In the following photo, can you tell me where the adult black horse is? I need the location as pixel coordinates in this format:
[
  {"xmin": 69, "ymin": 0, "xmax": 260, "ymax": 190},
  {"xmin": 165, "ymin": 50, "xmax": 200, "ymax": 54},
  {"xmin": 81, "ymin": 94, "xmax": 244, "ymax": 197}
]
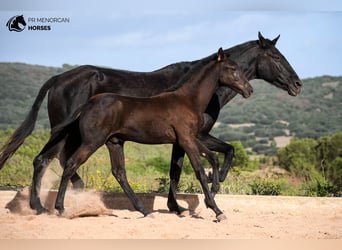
[
  {"xmin": 38, "ymin": 48, "xmax": 253, "ymax": 220},
  {"xmin": 0, "ymin": 32, "xmax": 302, "ymax": 214}
]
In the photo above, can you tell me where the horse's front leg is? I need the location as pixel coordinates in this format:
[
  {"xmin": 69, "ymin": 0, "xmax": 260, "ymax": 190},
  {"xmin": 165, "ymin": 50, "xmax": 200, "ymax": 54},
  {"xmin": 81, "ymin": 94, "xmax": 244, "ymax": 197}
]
[
  {"xmin": 180, "ymin": 137, "xmax": 226, "ymax": 221},
  {"xmin": 167, "ymin": 144, "xmax": 187, "ymax": 214},
  {"xmin": 106, "ymin": 140, "xmax": 150, "ymax": 217},
  {"xmin": 198, "ymin": 133, "xmax": 234, "ymax": 183},
  {"xmin": 196, "ymin": 139, "xmax": 220, "ymax": 195}
]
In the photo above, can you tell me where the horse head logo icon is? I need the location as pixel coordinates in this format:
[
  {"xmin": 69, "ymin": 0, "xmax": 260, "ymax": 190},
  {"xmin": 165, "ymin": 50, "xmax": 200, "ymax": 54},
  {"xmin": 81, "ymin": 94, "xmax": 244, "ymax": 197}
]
[{"xmin": 6, "ymin": 15, "xmax": 26, "ymax": 32}]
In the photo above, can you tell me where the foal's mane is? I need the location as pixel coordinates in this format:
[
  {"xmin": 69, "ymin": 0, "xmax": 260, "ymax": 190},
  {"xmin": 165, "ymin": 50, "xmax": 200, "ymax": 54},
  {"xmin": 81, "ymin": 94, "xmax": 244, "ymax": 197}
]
[{"xmin": 162, "ymin": 56, "xmax": 216, "ymax": 92}]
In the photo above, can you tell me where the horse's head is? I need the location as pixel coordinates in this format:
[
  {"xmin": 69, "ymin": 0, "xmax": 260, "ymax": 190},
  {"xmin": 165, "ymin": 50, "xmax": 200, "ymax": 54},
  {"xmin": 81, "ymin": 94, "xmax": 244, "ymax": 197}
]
[
  {"xmin": 217, "ymin": 48, "xmax": 253, "ymax": 98},
  {"xmin": 16, "ymin": 15, "xmax": 26, "ymax": 26},
  {"xmin": 255, "ymin": 32, "xmax": 302, "ymax": 96}
]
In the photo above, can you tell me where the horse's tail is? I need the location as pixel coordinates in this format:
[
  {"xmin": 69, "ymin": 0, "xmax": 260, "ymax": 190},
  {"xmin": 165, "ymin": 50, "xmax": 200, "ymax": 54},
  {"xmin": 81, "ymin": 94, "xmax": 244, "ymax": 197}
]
[{"xmin": 0, "ymin": 76, "xmax": 57, "ymax": 169}]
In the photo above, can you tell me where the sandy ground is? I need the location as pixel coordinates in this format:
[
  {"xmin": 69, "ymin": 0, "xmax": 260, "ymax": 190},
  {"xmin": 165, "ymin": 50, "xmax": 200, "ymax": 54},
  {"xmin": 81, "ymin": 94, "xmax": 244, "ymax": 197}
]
[{"xmin": 0, "ymin": 188, "xmax": 341, "ymax": 239}]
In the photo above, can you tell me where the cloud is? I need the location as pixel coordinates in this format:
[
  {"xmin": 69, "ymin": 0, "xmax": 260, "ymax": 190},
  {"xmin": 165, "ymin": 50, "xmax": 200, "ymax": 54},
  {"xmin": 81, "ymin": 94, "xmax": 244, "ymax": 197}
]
[{"xmin": 91, "ymin": 22, "xmax": 210, "ymax": 48}]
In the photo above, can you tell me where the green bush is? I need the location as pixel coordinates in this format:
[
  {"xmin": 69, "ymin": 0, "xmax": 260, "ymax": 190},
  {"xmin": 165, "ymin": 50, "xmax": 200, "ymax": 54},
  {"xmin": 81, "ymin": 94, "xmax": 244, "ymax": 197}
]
[{"xmin": 249, "ymin": 178, "xmax": 282, "ymax": 196}]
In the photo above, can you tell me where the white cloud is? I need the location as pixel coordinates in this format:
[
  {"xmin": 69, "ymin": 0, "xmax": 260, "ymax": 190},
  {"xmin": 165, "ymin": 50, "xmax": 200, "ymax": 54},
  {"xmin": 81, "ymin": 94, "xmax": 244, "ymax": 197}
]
[{"xmin": 91, "ymin": 22, "xmax": 210, "ymax": 48}]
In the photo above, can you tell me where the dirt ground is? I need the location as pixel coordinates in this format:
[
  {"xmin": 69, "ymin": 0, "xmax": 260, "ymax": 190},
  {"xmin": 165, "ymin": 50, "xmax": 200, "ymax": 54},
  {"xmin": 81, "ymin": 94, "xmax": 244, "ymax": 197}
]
[{"xmin": 0, "ymin": 187, "xmax": 341, "ymax": 239}]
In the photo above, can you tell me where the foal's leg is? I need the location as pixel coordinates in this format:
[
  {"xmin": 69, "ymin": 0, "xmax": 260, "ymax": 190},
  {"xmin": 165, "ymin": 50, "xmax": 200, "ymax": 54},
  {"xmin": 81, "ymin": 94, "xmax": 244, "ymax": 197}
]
[
  {"xmin": 106, "ymin": 141, "xmax": 149, "ymax": 216},
  {"xmin": 55, "ymin": 144, "xmax": 95, "ymax": 214},
  {"xmin": 30, "ymin": 140, "xmax": 63, "ymax": 214},
  {"xmin": 58, "ymin": 128, "xmax": 85, "ymax": 190},
  {"xmin": 167, "ymin": 141, "xmax": 220, "ymax": 213},
  {"xmin": 198, "ymin": 133, "xmax": 235, "ymax": 183},
  {"xmin": 179, "ymin": 137, "xmax": 226, "ymax": 221}
]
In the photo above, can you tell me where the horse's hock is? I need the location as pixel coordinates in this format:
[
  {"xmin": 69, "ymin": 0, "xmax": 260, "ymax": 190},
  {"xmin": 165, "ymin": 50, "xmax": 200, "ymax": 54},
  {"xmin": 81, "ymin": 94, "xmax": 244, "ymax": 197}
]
[{"xmin": 5, "ymin": 187, "xmax": 200, "ymax": 218}]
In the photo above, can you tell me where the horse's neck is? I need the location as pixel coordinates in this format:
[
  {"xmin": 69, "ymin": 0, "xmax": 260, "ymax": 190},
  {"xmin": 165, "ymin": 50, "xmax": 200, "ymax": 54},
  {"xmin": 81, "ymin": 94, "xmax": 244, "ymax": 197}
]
[
  {"xmin": 228, "ymin": 41, "xmax": 259, "ymax": 80},
  {"xmin": 177, "ymin": 61, "xmax": 219, "ymax": 112}
]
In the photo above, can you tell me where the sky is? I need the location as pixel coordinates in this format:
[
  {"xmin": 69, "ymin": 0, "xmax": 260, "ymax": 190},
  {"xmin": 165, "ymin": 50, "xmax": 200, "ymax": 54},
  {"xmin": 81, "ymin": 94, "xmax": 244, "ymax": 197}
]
[{"xmin": 0, "ymin": 0, "xmax": 342, "ymax": 79}]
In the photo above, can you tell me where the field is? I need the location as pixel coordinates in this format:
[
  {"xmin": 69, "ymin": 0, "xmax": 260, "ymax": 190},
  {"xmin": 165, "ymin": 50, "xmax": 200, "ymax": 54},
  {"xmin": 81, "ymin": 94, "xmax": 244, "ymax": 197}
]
[{"xmin": 0, "ymin": 188, "xmax": 341, "ymax": 239}]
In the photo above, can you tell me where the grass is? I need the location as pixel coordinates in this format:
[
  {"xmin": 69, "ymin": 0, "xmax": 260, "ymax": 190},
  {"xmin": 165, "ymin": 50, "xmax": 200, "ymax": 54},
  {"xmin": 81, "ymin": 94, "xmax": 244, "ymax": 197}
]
[{"xmin": 0, "ymin": 129, "xmax": 330, "ymax": 197}]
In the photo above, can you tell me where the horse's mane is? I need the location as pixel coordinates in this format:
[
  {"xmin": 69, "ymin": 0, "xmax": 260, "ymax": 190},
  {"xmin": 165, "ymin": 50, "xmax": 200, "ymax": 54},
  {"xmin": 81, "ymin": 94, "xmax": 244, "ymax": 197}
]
[
  {"xmin": 155, "ymin": 40, "xmax": 263, "ymax": 93},
  {"xmin": 225, "ymin": 40, "xmax": 259, "ymax": 57}
]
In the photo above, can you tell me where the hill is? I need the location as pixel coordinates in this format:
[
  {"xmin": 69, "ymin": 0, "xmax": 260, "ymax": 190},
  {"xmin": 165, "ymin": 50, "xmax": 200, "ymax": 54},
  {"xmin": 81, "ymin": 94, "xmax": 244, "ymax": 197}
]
[
  {"xmin": 0, "ymin": 62, "xmax": 341, "ymax": 154},
  {"xmin": 212, "ymin": 76, "xmax": 342, "ymax": 154}
]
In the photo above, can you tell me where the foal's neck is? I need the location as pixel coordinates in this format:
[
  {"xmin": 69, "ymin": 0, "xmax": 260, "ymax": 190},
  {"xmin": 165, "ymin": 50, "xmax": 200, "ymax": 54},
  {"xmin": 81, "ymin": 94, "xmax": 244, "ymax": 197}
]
[{"xmin": 177, "ymin": 61, "xmax": 220, "ymax": 113}]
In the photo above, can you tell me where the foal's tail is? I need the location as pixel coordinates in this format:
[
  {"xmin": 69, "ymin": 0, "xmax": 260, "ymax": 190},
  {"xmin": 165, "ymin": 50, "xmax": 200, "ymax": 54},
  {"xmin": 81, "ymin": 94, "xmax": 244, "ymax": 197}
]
[
  {"xmin": 38, "ymin": 106, "xmax": 83, "ymax": 157},
  {"xmin": 0, "ymin": 76, "xmax": 57, "ymax": 169}
]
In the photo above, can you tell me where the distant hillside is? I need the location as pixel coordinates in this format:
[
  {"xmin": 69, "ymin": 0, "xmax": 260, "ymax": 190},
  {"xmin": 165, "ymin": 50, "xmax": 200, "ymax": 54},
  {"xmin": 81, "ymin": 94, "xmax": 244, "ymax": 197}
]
[
  {"xmin": 212, "ymin": 76, "xmax": 342, "ymax": 154},
  {"xmin": 0, "ymin": 63, "xmax": 341, "ymax": 154},
  {"xmin": 0, "ymin": 63, "xmax": 75, "ymax": 129}
]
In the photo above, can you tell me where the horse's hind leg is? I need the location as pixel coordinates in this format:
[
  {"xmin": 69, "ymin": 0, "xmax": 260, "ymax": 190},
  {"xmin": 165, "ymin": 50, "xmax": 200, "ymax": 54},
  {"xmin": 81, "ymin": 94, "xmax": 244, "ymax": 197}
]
[
  {"xmin": 167, "ymin": 144, "xmax": 187, "ymax": 214},
  {"xmin": 60, "ymin": 150, "xmax": 84, "ymax": 190},
  {"xmin": 30, "ymin": 140, "xmax": 63, "ymax": 214},
  {"xmin": 106, "ymin": 140, "xmax": 149, "ymax": 216},
  {"xmin": 58, "ymin": 129, "xmax": 84, "ymax": 190}
]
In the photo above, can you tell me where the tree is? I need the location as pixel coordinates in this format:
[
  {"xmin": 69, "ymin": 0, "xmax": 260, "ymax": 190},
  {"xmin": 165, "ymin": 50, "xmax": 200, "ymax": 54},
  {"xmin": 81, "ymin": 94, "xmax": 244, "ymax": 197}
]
[
  {"xmin": 230, "ymin": 141, "xmax": 250, "ymax": 168},
  {"xmin": 277, "ymin": 138, "xmax": 318, "ymax": 180}
]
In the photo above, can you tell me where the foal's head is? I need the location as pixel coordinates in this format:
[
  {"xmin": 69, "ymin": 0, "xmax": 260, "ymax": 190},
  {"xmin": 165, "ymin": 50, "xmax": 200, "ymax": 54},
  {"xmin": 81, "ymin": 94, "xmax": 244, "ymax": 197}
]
[{"xmin": 217, "ymin": 48, "xmax": 253, "ymax": 98}]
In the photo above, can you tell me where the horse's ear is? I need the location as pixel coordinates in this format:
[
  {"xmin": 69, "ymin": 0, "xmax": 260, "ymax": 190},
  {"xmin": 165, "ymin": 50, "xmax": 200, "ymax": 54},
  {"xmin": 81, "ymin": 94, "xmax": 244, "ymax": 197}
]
[
  {"xmin": 217, "ymin": 47, "xmax": 225, "ymax": 62},
  {"xmin": 272, "ymin": 34, "xmax": 280, "ymax": 45},
  {"xmin": 258, "ymin": 31, "xmax": 267, "ymax": 48}
]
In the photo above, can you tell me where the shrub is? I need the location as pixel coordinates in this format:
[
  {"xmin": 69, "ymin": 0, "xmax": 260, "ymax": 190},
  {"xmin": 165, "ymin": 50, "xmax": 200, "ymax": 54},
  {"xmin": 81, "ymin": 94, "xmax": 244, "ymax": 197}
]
[{"xmin": 249, "ymin": 178, "xmax": 282, "ymax": 196}]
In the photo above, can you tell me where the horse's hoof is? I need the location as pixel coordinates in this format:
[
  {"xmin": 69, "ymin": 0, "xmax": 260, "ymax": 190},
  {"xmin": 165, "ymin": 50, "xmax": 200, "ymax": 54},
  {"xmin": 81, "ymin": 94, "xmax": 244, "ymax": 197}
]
[
  {"xmin": 55, "ymin": 207, "xmax": 65, "ymax": 216},
  {"xmin": 144, "ymin": 213, "xmax": 155, "ymax": 219},
  {"xmin": 179, "ymin": 209, "xmax": 190, "ymax": 217},
  {"xmin": 36, "ymin": 207, "xmax": 49, "ymax": 215},
  {"xmin": 216, "ymin": 213, "xmax": 227, "ymax": 222},
  {"xmin": 72, "ymin": 180, "xmax": 85, "ymax": 190}
]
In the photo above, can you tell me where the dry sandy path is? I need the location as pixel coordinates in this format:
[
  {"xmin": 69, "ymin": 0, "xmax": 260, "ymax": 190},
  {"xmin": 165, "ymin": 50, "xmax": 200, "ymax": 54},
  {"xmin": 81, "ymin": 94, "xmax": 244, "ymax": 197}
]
[{"xmin": 0, "ymin": 188, "xmax": 341, "ymax": 239}]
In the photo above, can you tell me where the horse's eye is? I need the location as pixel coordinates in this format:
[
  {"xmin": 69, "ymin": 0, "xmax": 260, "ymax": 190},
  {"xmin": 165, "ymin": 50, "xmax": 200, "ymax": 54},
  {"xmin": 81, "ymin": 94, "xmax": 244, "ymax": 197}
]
[{"xmin": 273, "ymin": 55, "xmax": 280, "ymax": 61}]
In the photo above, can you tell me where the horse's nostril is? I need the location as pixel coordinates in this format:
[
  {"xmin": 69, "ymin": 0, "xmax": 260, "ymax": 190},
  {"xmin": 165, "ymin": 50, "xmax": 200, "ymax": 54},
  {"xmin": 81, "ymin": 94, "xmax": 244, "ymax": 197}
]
[{"xmin": 295, "ymin": 81, "xmax": 302, "ymax": 88}]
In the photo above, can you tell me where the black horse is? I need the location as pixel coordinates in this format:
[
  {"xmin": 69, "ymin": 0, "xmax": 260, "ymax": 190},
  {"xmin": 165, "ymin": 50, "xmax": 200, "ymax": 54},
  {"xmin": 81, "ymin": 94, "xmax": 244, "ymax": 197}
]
[
  {"xmin": 39, "ymin": 48, "xmax": 253, "ymax": 220},
  {"xmin": 0, "ymin": 32, "xmax": 302, "ymax": 214}
]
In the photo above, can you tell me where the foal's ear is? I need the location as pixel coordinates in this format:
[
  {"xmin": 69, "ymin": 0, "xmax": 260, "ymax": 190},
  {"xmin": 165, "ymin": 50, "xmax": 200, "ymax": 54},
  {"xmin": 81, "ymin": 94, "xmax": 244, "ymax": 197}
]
[{"xmin": 217, "ymin": 47, "xmax": 225, "ymax": 62}]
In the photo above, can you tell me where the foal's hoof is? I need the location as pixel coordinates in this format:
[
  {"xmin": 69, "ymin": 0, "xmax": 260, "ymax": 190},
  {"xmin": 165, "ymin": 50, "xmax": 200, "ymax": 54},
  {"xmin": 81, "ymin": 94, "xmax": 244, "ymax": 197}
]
[{"xmin": 216, "ymin": 213, "xmax": 227, "ymax": 222}]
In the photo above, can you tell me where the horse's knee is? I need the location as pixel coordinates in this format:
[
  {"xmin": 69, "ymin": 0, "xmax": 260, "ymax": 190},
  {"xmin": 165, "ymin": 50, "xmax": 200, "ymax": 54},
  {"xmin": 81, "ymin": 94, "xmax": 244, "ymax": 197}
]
[
  {"xmin": 227, "ymin": 144, "xmax": 235, "ymax": 157},
  {"xmin": 33, "ymin": 155, "xmax": 43, "ymax": 168}
]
